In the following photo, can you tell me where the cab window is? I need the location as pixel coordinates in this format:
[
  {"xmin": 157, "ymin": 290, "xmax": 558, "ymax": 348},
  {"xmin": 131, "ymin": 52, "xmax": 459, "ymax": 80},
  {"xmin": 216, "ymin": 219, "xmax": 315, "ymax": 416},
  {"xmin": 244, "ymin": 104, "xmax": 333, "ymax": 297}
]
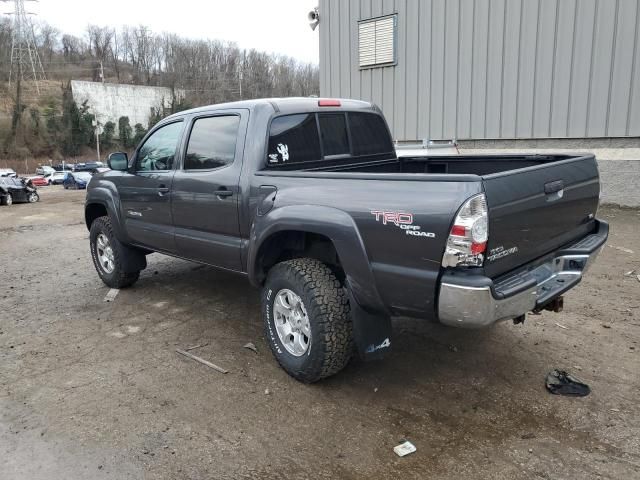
[
  {"xmin": 135, "ymin": 122, "xmax": 183, "ymax": 171},
  {"xmin": 184, "ymin": 116, "xmax": 240, "ymax": 170}
]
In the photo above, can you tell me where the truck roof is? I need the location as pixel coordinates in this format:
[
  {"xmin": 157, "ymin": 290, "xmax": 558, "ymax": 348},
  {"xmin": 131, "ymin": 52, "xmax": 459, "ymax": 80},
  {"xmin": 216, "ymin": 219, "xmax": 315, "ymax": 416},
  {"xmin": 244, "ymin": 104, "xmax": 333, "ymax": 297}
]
[{"xmin": 165, "ymin": 97, "xmax": 376, "ymax": 120}]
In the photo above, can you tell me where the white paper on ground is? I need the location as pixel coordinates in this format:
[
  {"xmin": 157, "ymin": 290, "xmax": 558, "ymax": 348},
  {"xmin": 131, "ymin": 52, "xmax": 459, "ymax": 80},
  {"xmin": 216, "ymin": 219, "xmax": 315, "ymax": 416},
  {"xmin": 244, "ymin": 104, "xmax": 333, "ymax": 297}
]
[{"xmin": 393, "ymin": 441, "xmax": 416, "ymax": 457}]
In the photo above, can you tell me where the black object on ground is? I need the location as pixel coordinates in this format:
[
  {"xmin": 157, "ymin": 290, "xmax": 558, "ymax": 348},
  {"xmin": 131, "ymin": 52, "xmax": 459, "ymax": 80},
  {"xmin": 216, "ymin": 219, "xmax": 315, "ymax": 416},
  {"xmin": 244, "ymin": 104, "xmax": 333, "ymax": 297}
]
[{"xmin": 545, "ymin": 369, "xmax": 591, "ymax": 397}]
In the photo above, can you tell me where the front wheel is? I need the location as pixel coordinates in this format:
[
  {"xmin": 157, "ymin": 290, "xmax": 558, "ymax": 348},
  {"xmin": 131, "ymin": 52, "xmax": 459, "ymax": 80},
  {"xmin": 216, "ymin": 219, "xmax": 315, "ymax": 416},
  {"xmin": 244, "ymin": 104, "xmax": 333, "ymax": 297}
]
[
  {"xmin": 262, "ymin": 258, "xmax": 353, "ymax": 383},
  {"xmin": 89, "ymin": 216, "xmax": 142, "ymax": 289},
  {"xmin": 28, "ymin": 192, "xmax": 39, "ymax": 203}
]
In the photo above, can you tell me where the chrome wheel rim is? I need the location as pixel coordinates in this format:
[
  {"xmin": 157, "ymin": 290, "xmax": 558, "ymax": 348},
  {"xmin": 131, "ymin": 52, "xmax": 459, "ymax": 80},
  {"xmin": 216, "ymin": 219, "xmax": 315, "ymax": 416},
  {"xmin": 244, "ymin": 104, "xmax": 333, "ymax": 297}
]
[
  {"xmin": 273, "ymin": 289, "xmax": 311, "ymax": 356},
  {"xmin": 28, "ymin": 192, "xmax": 37, "ymax": 203},
  {"xmin": 6, "ymin": 194, "xmax": 12, "ymax": 205},
  {"xmin": 96, "ymin": 233, "xmax": 115, "ymax": 274}
]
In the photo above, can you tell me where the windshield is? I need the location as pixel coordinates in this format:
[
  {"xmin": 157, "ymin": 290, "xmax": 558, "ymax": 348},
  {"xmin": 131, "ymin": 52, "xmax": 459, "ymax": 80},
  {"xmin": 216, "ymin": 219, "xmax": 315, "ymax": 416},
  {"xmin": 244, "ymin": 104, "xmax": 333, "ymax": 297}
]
[{"xmin": 74, "ymin": 172, "xmax": 93, "ymax": 181}]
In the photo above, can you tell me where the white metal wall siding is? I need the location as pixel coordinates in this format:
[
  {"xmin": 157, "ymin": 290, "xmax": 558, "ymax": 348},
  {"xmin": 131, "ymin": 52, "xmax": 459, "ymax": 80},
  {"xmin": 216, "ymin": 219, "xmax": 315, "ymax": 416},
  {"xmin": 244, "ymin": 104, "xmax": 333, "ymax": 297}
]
[{"xmin": 319, "ymin": 0, "xmax": 640, "ymax": 141}]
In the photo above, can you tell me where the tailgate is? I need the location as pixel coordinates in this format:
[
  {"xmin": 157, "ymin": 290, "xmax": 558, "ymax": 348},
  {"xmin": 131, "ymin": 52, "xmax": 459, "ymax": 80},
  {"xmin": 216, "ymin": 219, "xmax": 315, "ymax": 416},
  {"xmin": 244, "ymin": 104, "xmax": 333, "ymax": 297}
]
[{"xmin": 482, "ymin": 155, "xmax": 600, "ymax": 278}]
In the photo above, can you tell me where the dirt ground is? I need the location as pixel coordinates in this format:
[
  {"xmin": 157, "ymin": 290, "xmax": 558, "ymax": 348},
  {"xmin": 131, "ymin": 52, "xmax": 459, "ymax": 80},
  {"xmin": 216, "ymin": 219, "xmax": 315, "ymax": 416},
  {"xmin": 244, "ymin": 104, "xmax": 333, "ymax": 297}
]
[{"xmin": 1, "ymin": 187, "xmax": 638, "ymax": 480}]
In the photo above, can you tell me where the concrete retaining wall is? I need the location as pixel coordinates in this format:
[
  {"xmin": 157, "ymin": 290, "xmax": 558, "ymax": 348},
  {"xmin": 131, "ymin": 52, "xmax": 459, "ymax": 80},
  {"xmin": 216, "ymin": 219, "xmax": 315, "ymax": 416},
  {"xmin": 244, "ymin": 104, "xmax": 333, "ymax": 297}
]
[{"xmin": 71, "ymin": 81, "xmax": 182, "ymax": 129}]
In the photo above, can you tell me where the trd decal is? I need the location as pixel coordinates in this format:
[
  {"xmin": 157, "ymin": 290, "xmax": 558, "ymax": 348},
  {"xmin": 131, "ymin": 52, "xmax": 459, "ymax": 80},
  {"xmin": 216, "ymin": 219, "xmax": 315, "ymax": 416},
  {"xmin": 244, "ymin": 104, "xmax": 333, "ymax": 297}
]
[
  {"xmin": 487, "ymin": 245, "xmax": 519, "ymax": 262},
  {"xmin": 371, "ymin": 210, "xmax": 436, "ymax": 238}
]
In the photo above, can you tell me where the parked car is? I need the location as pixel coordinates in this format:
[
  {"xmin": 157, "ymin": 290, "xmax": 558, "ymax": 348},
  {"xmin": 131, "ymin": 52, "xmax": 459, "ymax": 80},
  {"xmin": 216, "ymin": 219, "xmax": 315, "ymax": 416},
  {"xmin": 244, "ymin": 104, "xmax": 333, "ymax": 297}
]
[
  {"xmin": 91, "ymin": 167, "xmax": 110, "ymax": 175},
  {"xmin": 36, "ymin": 165, "xmax": 55, "ymax": 176},
  {"xmin": 46, "ymin": 171, "xmax": 67, "ymax": 185},
  {"xmin": 0, "ymin": 176, "xmax": 39, "ymax": 205},
  {"xmin": 27, "ymin": 176, "xmax": 49, "ymax": 187},
  {"xmin": 74, "ymin": 162, "xmax": 104, "ymax": 172},
  {"xmin": 0, "ymin": 168, "xmax": 17, "ymax": 178},
  {"xmin": 63, "ymin": 171, "xmax": 93, "ymax": 189},
  {"xmin": 85, "ymin": 97, "xmax": 608, "ymax": 383},
  {"xmin": 53, "ymin": 163, "xmax": 75, "ymax": 171}
]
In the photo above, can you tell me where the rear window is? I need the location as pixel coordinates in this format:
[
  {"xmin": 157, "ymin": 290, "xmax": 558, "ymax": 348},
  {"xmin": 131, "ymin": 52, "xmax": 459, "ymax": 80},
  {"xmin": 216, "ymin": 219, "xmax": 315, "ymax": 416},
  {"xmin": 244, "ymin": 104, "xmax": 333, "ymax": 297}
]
[
  {"xmin": 266, "ymin": 111, "xmax": 392, "ymax": 167},
  {"xmin": 318, "ymin": 113, "xmax": 349, "ymax": 156},
  {"xmin": 348, "ymin": 112, "xmax": 394, "ymax": 156},
  {"xmin": 268, "ymin": 114, "xmax": 321, "ymax": 166}
]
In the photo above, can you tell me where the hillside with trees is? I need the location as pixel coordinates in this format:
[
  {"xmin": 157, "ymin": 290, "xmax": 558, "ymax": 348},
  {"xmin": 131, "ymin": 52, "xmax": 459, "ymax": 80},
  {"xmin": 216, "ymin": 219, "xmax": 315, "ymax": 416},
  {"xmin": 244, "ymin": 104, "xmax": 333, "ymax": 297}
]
[{"xmin": 0, "ymin": 18, "xmax": 319, "ymax": 167}]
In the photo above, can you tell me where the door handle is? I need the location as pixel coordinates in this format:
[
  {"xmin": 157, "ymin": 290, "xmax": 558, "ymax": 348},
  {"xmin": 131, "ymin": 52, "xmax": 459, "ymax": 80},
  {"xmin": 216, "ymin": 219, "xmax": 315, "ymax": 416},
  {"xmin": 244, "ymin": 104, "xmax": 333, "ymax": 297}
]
[
  {"xmin": 157, "ymin": 185, "xmax": 170, "ymax": 196},
  {"xmin": 214, "ymin": 188, "xmax": 233, "ymax": 198}
]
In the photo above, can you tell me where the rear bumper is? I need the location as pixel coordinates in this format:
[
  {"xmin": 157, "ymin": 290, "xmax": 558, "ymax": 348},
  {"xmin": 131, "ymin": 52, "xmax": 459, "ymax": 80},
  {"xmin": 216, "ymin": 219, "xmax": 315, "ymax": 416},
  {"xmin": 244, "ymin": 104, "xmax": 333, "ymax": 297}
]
[{"xmin": 437, "ymin": 220, "xmax": 608, "ymax": 328}]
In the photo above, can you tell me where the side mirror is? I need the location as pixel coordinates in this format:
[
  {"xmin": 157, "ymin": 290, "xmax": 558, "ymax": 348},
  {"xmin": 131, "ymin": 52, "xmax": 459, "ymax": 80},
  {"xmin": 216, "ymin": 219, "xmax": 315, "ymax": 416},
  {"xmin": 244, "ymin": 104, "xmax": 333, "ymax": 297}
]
[{"xmin": 107, "ymin": 152, "xmax": 129, "ymax": 171}]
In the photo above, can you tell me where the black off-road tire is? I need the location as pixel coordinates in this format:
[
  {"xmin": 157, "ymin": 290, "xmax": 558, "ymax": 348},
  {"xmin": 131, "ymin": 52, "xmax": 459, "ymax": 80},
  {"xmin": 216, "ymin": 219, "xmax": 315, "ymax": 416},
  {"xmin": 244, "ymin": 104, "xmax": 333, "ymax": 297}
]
[
  {"xmin": 89, "ymin": 216, "xmax": 141, "ymax": 289},
  {"xmin": 262, "ymin": 258, "xmax": 353, "ymax": 383}
]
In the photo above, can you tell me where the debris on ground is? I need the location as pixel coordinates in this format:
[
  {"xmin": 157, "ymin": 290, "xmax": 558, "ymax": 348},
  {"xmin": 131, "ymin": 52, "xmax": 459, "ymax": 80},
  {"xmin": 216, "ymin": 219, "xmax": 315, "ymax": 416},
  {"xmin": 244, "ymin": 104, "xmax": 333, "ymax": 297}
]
[
  {"xmin": 185, "ymin": 343, "xmax": 209, "ymax": 351},
  {"xmin": 624, "ymin": 270, "xmax": 636, "ymax": 276},
  {"xmin": 176, "ymin": 349, "xmax": 229, "ymax": 374},
  {"xmin": 394, "ymin": 440, "xmax": 417, "ymax": 457},
  {"xmin": 555, "ymin": 323, "xmax": 569, "ymax": 330},
  {"xmin": 243, "ymin": 342, "xmax": 258, "ymax": 354},
  {"xmin": 103, "ymin": 289, "xmax": 119, "ymax": 302},
  {"xmin": 602, "ymin": 324, "xmax": 612, "ymax": 329},
  {"xmin": 264, "ymin": 388, "xmax": 270, "ymax": 395},
  {"xmin": 545, "ymin": 369, "xmax": 591, "ymax": 397},
  {"xmin": 609, "ymin": 245, "xmax": 634, "ymax": 254}
]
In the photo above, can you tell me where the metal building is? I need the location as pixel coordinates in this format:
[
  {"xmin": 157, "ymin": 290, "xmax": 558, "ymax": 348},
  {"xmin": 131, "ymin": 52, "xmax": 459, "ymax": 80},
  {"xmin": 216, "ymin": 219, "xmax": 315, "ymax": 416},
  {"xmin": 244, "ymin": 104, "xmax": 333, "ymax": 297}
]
[{"xmin": 318, "ymin": 0, "xmax": 640, "ymax": 143}]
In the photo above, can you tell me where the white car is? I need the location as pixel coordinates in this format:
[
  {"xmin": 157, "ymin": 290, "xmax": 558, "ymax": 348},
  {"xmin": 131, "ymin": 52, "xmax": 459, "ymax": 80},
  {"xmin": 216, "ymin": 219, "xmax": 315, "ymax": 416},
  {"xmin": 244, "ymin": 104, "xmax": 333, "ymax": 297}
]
[
  {"xmin": 45, "ymin": 171, "xmax": 67, "ymax": 185},
  {"xmin": 0, "ymin": 168, "xmax": 17, "ymax": 178},
  {"xmin": 36, "ymin": 165, "xmax": 55, "ymax": 176}
]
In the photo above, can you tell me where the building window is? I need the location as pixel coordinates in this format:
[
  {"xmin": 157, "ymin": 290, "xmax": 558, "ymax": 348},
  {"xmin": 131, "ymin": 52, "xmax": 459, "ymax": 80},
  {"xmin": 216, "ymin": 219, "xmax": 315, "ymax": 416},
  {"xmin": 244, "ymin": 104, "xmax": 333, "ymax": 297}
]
[{"xmin": 358, "ymin": 14, "xmax": 397, "ymax": 68}]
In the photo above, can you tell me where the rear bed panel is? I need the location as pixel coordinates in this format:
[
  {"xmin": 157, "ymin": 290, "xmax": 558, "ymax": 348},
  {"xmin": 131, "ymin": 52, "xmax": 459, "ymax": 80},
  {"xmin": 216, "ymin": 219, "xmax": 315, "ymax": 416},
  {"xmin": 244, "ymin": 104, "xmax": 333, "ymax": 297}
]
[{"xmin": 482, "ymin": 155, "xmax": 600, "ymax": 278}]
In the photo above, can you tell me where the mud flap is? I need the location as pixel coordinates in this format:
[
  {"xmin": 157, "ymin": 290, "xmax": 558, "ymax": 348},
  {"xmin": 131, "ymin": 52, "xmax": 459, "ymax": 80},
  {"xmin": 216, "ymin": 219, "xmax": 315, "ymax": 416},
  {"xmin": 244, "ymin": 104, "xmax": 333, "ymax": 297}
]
[
  {"xmin": 120, "ymin": 245, "xmax": 147, "ymax": 273},
  {"xmin": 347, "ymin": 288, "xmax": 392, "ymax": 361}
]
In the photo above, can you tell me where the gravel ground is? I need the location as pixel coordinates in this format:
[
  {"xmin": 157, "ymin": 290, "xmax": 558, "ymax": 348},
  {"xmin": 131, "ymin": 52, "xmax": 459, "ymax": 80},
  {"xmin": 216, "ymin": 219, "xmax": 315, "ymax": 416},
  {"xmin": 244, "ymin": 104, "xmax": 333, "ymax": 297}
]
[{"xmin": 1, "ymin": 187, "xmax": 639, "ymax": 479}]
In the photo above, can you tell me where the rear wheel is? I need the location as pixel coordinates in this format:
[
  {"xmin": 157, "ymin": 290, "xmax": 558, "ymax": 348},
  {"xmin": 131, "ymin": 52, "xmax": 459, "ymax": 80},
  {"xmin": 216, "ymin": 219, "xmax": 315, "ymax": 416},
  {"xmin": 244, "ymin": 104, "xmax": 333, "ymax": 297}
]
[
  {"xmin": 262, "ymin": 258, "xmax": 353, "ymax": 383},
  {"xmin": 3, "ymin": 193, "xmax": 13, "ymax": 206},
  {"xmin": 89, "ymin": 216, "xmax": 142, "ymax": 289}
]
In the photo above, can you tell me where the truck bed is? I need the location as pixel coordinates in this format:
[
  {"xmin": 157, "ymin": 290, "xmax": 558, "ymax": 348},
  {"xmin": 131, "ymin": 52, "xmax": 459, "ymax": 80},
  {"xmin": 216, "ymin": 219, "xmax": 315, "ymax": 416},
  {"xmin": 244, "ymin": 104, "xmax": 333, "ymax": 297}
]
[
  {"xmin": 261, "ymin": 152, "xmax": 600, "ymax": 283},
  {"xmin": 304, "ymin": 153, "xmax": 586, "ymax": 177}
]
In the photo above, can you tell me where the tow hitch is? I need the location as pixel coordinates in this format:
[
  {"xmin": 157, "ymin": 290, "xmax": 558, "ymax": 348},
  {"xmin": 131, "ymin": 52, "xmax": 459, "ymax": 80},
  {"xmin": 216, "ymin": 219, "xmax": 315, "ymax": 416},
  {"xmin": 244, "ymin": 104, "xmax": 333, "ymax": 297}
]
[{"xmin": 534, "ymin": 296, "xmax": 564, "ymax": 314}]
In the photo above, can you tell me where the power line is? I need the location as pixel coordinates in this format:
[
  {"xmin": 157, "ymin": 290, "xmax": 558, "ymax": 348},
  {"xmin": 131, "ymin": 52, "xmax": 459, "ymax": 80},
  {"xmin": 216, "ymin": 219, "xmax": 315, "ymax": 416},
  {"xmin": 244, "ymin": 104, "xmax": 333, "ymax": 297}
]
[{"xmin": 1, "ymin": 0, "xmax": 46, "ymax": 93}]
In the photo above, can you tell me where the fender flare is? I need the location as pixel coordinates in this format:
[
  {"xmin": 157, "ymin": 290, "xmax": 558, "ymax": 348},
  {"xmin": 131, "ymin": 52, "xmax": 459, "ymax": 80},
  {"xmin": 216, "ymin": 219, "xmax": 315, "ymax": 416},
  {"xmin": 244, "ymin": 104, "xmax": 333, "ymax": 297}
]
[
  {"xmin": 85, "ymin": 184, "xmax": 130, "ymax": 243},
  {"xmin": 248, "ymin": 204, "xmax": 384, "ymax": 312}
]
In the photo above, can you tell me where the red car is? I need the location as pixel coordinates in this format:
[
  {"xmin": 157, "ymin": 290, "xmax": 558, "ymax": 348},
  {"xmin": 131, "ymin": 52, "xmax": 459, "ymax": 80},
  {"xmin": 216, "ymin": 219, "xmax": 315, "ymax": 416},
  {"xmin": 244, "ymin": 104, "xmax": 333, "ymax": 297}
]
[{"xmin": 27, "ymin": 176, "xmax": 48, "ymax": 187}]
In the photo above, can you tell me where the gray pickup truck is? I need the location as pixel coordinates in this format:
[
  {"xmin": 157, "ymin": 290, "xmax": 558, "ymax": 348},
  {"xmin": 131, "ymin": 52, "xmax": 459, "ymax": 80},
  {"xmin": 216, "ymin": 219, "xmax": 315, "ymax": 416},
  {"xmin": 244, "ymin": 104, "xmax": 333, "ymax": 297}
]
[{"xmin": 85, "ymin": 97, "xmax": 608, "ymax": 382}]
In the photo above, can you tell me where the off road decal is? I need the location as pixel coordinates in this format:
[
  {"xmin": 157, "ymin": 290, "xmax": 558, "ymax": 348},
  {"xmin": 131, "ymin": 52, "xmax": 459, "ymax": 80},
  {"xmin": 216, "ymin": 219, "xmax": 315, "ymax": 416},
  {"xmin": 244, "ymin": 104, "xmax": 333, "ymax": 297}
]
[{"xmin": 370, "ymin": 210, "xmax": 436, "ymax": 238}]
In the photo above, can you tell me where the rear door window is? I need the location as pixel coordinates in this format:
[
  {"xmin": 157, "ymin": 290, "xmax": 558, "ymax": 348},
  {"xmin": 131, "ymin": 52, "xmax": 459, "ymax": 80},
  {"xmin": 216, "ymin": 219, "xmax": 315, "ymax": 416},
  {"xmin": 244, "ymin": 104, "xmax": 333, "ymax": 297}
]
[
  {"xmin": 185, "ymin": 116, "xmax": 240, "ymax": 170},
  {"xmin": 268, "ymin": 114, "xmax": 321, "ymax": 166}
]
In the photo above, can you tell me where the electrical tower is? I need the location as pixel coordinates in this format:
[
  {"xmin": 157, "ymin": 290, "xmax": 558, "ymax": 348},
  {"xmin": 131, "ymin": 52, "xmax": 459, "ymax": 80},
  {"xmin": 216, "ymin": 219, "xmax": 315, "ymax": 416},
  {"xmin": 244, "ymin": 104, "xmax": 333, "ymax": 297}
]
[{"xmin": 2, "ymin": 0, "xmax": 46, "ymax": 93}]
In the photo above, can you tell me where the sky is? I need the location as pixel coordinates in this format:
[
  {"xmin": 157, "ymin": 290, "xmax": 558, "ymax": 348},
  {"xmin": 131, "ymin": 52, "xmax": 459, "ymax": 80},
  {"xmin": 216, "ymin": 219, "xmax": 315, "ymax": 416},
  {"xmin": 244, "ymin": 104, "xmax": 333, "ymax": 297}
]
[{"xmin": 20, "ymin": 0, "xmax": 320, "ymax": 64}]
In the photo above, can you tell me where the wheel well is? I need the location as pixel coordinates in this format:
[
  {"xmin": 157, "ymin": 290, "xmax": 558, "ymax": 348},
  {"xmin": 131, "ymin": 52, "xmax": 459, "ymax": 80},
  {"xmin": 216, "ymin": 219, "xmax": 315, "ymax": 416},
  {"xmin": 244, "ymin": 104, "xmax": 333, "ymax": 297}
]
[
  {"xmin": 255, "ymin": 231, "xmax": 344, "ymax": 284},
  {"xmin": 85, "ymin": 203, "xmax": 108, "ymax": 230}
]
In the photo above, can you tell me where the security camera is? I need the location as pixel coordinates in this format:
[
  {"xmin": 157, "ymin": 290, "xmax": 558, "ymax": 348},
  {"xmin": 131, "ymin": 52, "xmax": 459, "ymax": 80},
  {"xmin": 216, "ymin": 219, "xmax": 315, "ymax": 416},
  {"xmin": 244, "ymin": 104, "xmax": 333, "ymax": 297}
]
[{"xmin": 308, "ymin": 7, "xmax": 319, "ymax": 31}]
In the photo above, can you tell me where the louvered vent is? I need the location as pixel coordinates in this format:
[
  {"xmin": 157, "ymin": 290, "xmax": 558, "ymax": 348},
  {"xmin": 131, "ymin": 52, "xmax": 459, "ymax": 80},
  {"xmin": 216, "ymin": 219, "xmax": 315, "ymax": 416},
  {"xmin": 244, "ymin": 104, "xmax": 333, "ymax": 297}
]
[{"xmin": 359, "ymin": 15, "xmax": 397, "ymax": 68}]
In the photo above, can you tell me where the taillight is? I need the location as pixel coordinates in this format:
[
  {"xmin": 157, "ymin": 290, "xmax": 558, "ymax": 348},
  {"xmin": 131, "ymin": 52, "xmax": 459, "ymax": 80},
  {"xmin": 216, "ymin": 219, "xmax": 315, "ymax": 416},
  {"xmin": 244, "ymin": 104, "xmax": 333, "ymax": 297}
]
[{"xmin": 442, "ymin": 193, "xmax": 488, "ymax": 268}]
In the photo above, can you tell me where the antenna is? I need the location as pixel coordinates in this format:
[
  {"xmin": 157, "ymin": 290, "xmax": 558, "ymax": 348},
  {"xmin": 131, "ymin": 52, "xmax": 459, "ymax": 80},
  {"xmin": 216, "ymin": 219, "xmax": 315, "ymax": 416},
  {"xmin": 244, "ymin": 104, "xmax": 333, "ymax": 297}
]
[{"xmin": 2, "ymin": 0, "xmax": 46, "ymax": 94}]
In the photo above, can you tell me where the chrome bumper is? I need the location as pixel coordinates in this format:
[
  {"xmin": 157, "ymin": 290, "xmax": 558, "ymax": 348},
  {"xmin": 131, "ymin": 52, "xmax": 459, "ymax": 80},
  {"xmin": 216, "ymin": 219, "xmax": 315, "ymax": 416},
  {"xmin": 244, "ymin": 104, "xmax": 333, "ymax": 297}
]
[{"xmin": 438, "ymin": 233, "xmax": 606, "ymax": 328}]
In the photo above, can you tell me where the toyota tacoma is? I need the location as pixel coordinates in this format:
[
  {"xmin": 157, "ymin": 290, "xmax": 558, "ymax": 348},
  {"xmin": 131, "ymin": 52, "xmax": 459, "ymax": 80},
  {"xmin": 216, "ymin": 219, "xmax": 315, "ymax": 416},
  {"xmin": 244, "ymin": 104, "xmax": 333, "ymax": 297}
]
[{"xmin": 85, "ymin": 98, "xmax": 608, "ymax": 382}]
